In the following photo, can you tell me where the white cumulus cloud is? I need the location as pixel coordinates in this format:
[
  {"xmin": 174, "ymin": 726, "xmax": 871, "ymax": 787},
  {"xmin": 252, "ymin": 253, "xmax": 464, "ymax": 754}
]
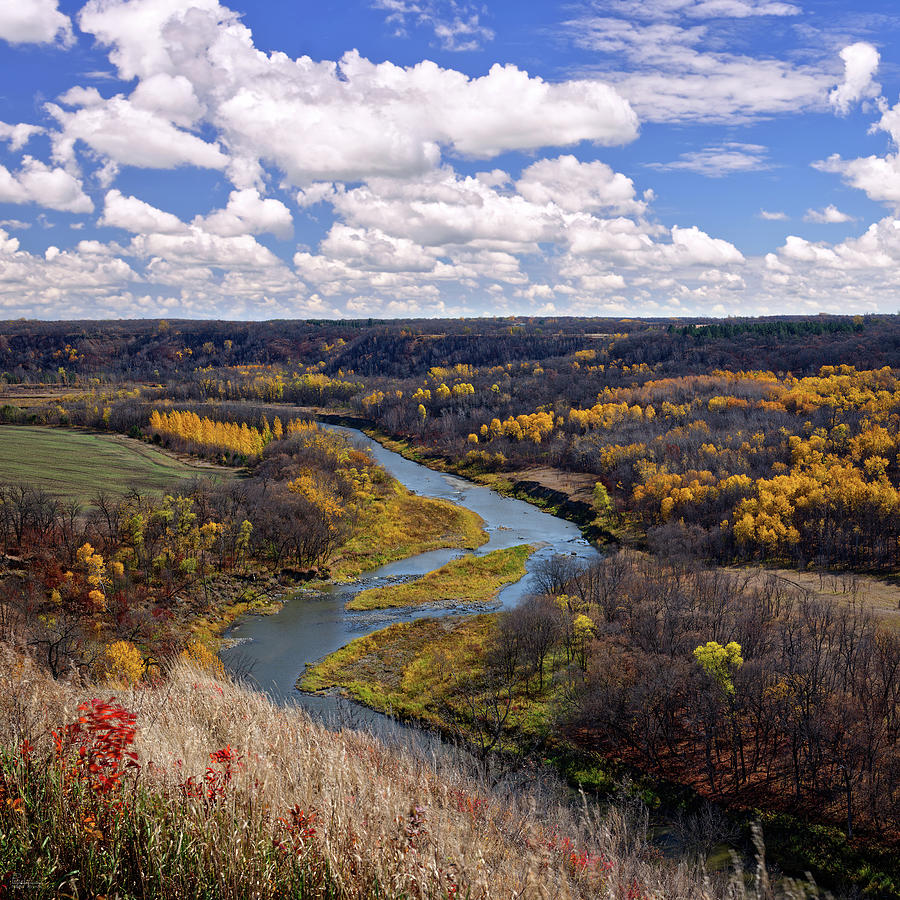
[
  {"xmin": 0, "ymin": 121, "xmax": 44, "ymax": 151},
  {"xmin": 75, "ymin": 0, "xmax": 637, "ymax": 186},
  {"xmin": 0, "ymin": 157, "xmax": 92, "ymax": 213},
  {"xmin": 667, "ymin": 224, "xmax": 744, "ymax": 265},
  {"xmin": 804, "ymin": 204, "xmax": 855, "ymax": 224},
  {"xmin": 516, "ymin": 155, "xmax": 647, "ymax": 215},
  {"xmin": 332, "ymin": 167, "xmax": 570, "ymax": 253},
  {"xmin": 815, "ymin": 152, "xmax": 900, "ymax": 210},
  {"xmin": 829, "ymin": 42, "xmax": 880, "ymax": 115},
  {"xmin": 321, "ymin": 224, "xmax": 439, "ymax": 273},
  {"xmin": 195, "ymin": 189, "xmax": 293, "ymax": 239},
  {"xmin": 47, "ymin": 91, "xmax": 228, "ymax": 172},
  {"xmin": 128, "ymin": 228, "xmax": 282, "ymax": 269},
  {"xmin": 99, "ymin": 190, "xmax": 188, "ymax": 234},
  {"xmin": 0, "ymin": 0, "xmax": 73, "ymax": 46}
]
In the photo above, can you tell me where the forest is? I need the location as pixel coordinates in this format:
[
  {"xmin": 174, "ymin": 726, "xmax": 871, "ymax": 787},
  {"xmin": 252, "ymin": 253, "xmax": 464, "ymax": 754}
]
[
  {"xmin": 2, "ymin": 314, "xmax": 900, "ymax": 897},
  {"xmin": 7, "ymin": 314, "xmax": 900, "ymax": 571}
]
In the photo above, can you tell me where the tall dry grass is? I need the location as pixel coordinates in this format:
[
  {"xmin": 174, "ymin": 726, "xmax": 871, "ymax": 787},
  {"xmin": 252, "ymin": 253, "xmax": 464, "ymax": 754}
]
[{"xmin": 0, "ymin": 645, "xmax": 825, "ymax": 899}]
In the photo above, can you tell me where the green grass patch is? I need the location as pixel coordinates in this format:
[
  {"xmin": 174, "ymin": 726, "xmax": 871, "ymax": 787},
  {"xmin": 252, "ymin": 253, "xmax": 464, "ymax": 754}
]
[
  {"xmin": 347, "ymin": 544, "xmax": 533, "ymax": 610},
  {"xmin": 0, "ymin": 426, "xmax": 234, "ymax": 502},
  {"xmin": 328, "ymin": 481, "xmax": 487, "ymax": 579},
  {"xmin": 299, "ymin": 615, "xmax": 495, "ymax": 720},
  {"xmin": 299, "ymin": 612, "xmax": 562, "ymax": 751}
]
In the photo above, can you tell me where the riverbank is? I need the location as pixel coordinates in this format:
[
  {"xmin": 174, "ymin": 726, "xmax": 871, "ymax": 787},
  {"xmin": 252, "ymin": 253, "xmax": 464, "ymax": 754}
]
[
  {"xmin": 183, "ymin": 571, "xmax": 291, "ymax": 646},
  {"xmin": 247, "ymin": 410, "xmax": 623, "ymax": 545},
  {"xmin": 355, "ymin": 425, "xmax": 625, "ymax": 546},
  {"xmin": 196, "ymin": 482, "xmax": 487, "ymax": 650}
]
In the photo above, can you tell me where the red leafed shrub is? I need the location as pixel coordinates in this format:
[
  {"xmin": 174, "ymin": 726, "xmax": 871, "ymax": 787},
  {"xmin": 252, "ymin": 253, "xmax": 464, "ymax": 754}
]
[
  {"xmin": 180, "ymin": 744, "xmax": 243, "ymax": 804},
  {"xmin": 545, "ymin": 834, "xmax": 614, "ymax": 877},
  {"xmin": 449, "ymin": 788, "xmax": 489, "ymax": 821},
  {"xmin": 52, "ymin": 698, "xmax": 139, "ymax": 796},
  {"xmin": 276, "ymin": 805, "xmax": 318, "ymax": 856}
]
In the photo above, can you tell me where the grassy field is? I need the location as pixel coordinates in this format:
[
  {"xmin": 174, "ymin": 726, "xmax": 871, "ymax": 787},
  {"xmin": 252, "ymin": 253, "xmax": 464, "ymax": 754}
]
[
  {"xmin": 0, "ymin": 426, "xmax": 234, "ymax": 502},
  {"xmin": 727, "ymin": 566, "xmax": 900, "ymax": 631},
  {"xmin": 329, "ymin": 481, "xmax": 487, "ymax": 579},
  {"xmin": 347, "ymin": 544, "xmax": 533, "ymax": 610},
  {"xmin": 0, "ymin": 385, "xmax": 94, "ymax": 409}
]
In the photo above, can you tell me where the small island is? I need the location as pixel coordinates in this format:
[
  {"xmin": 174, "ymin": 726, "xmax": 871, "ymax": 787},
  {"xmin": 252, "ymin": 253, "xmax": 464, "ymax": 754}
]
[{"xmin": 346, "ymin": 544, "xmax": 534, "ymax": 610}]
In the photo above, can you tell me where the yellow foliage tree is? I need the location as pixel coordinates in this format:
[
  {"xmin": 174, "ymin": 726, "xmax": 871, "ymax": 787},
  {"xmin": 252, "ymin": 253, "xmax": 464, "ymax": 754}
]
[
  {"xmin": 180, "ymin": 640, "xmax": 225, "ymax": 676},
  {"xmin": 103, "ymin": 640, "xmax": 145, "ymax": 686},
  {"xmin": 77, "ymin": 542, "xmax": 109, "ymax": 611}
]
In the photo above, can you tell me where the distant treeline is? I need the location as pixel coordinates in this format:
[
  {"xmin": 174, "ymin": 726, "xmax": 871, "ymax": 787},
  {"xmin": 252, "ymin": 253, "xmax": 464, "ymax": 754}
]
[
  {"xmin": 0, "ymin": 314, "xmax": 894, "ymax": 383},
  {"xmin": 7, "ymin": 314, "xmax": 900, "ymax": 572},
  {"xmin": 673, "ymin": 318, "xmax": 864, "ymax": 341}
]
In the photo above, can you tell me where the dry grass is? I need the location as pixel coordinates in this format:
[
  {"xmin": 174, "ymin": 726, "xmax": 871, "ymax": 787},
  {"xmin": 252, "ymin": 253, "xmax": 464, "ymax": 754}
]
[
  {"xmin": 728, "ymin": 566, "xmax": 900, "ymax": 631},
  {"xmin": 505, "ymin": 467, "xmax": 598, "ymax": 504},
  {"xmin": 0, "ymin": 647, "xmax": 825, "ymax": 899},
  {"xmin": 0, "ymin": 387, "xmax": 90, "ymax": 408}
]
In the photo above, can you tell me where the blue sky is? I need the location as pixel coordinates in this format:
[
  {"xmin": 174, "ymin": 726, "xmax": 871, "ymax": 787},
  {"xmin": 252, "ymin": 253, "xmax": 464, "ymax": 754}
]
[{"xmin": 1, "ymin": 0, "xmax": 900, "ymax": 319}]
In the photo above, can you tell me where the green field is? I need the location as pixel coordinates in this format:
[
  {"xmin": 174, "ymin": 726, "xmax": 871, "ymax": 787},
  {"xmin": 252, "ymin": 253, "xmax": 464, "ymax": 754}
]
[{"xmin": 0, "ymin": 426, "xmax": 234, "ymax": 502}]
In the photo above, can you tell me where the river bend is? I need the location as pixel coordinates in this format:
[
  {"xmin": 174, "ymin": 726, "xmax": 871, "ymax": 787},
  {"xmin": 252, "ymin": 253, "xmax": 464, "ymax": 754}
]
[{"xmin": 220, "ymin": 424, "xmax": 600, "ymax": 724}]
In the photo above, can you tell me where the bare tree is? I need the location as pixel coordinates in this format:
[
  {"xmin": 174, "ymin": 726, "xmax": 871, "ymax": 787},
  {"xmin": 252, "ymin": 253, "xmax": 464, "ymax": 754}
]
[
  {"xmin": 531, "ymin": 553, "xmax": 583, "ymax": 596},
  {"xmin": 507, "ymin": 594, "xmax": 566, "ymax": 692}
]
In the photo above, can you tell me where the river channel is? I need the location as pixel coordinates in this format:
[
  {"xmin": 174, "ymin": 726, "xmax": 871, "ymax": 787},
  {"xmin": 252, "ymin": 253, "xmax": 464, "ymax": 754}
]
[{"xmin": 219, "ymin": 424, "xmax": 601, "ymax": 726}]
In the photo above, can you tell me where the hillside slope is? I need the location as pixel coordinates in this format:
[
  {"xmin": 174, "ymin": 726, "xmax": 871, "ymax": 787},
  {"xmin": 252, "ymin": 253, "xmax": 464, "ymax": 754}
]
[{"xmin": 0, "ymin": 648, "xmax": 824, "ymax": 899}]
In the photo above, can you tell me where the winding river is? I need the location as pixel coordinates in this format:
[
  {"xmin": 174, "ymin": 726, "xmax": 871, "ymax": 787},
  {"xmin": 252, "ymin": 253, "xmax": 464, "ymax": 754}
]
[{"xmin": 219, "ymin": 424, "xmax": 601, "ymax": 727}]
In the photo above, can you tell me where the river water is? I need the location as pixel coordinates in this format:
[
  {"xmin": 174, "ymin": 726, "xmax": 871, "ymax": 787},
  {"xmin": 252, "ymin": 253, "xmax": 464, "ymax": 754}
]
[{"xmin": 219, "ymin": 424, "xmax": 600, "ymax": 723}]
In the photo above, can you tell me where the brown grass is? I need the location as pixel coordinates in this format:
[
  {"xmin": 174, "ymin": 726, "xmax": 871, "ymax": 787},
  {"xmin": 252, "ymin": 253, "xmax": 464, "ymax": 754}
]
[
  {"xmin": 0, "ymin": 387, "xmax": 91, "ymax": 408},
  {"xmin": 506, "ymin": 467, "xmax": 598, "ymax": 504},
  {"xmin": 0, "ymin": 644, "xmax": 826, "ymax": 899},
  {"xmin": 728, "ymin": 565, "xmax": 900, "ymax": 631}
]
